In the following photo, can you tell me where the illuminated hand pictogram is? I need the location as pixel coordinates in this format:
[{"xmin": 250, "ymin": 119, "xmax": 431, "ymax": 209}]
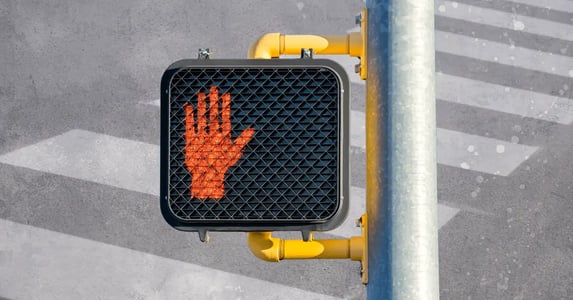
[{"xmin": 184, "ymin": 86, "xmax": 255, "ymax": 199}]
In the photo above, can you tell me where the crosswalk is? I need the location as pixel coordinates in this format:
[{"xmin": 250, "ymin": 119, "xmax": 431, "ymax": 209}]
[{"xmin": 1, "ymin": 0, "xmax": 572, "ymax": 299}]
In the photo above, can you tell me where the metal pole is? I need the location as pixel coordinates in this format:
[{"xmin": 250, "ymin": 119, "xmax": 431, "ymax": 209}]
[{"xmin": 365, "ymin": 0, "xmax": 438, "ymax": 299}]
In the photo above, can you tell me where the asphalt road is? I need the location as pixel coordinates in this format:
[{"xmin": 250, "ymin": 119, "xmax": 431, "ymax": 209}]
[{"xmin": 0, "ymin": 0, "xmax": 572, "ymax": 299}]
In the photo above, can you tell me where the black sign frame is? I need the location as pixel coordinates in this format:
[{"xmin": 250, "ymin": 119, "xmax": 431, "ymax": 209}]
[{"xmin": 160, "ymin": 59, "xmax": 350, "ymax": 233}]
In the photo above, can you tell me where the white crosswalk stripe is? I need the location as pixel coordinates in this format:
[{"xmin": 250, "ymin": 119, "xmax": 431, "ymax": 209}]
[
  {"xmin": 0, "ymin": 129, "xmax": 160, "ymax": 196},
  {"xmin": 437, "ymin": 128, "xmax": 538, "ymax": 176},
  {"xmin": 507, "ymin": 0, "xmax": 573, "ymax": 14},
  {"xmin": 436, "ymin": 31, "xmax": 573, "ymax": 78},
  {"xmin": 436, "ymin": 0, "xmax": 573, "ymax": 42},
  {"xmin": 436, "ymin": 73, "xmax": 573, "ymax": 125},
  {"xmin": 0, "ymin": 219, "xmax": 340, "ymax": 300}
]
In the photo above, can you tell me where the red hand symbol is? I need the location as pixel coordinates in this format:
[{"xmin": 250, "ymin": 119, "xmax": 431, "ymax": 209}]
[{"xmin": 184, "ymin": 86, "xmax": 255, "ymax": 200}]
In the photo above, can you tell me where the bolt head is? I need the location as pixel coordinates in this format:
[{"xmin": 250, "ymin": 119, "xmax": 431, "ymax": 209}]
[
  {"xmin": 354, "ymin": 63, "xmax": 361, "ymax": 74},
  {"xmin": 355, "ymin": 13, "xmax": 362, "ymax": 25}
]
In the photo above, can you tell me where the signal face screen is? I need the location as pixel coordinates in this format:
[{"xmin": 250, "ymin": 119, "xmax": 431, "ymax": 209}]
[{"xmin": 160, "ymin": 59, "xmax": 349, "ymax": 231}]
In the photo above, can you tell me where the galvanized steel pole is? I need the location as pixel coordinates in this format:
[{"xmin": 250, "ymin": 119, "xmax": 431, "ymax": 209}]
[{"xmin": 365, "ymin": 0, "xmax": 439, "ymax": 299}]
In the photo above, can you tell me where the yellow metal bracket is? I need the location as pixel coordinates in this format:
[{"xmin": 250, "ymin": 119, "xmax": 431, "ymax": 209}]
[
  {"xmin": 247, "ymin": 230, "xmax": 363, "ymax": 261},
  {"xmin": 247, "ymin": 214, "xmax": 367, "ymax": 283},
  {"xmin": 357, "ymin": 8, "xmax": 367, "ymax": 80},
  {"xmin": 248, "ymin": 8, "xmax": 367, "ymax": 79},
  {"xmin": 246, "ymin": 9, "xmax": 368, "ymax": 284}
]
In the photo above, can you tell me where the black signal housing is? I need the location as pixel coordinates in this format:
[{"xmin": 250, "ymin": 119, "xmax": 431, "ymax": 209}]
[{"xmin": 160, "ymin": 59, "xmax": 350, "ymax": 233}]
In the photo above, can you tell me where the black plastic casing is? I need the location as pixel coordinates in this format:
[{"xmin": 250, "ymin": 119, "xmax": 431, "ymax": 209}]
[{"xmin": 160, "ymin": 59, "xmax": 350, "ymax": 233}]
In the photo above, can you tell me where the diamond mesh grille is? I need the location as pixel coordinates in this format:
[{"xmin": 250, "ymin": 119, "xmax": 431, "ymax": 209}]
[{"xmin": 167, "ymin": 66, "xmax": 341, "ymax": 222}]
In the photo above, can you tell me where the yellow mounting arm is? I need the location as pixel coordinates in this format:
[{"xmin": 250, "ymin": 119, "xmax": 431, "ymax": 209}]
[
  {"xmin": 246, "ymin": 215, "xmax": 367, "ymax": 284},
  {"xmin": 248, "ymin": 232, "xmax": 364, "ymax": 262},
  {"xmin": 247, "ymin": 9, "xmax": 367, "ymax": 79},
  {"xmin": 248, "ymin": 33, "xmax": 362, "ymax": 58}
]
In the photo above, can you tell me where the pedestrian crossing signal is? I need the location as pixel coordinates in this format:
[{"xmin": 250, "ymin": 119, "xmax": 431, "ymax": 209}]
[{"xmin": 160, "ymin": 59, "xmax": 349, "ymax": 233}]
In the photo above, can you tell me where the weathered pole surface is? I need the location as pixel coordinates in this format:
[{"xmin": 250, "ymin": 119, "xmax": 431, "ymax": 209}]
[{"xmin": 365, "ymin": 0, "xmax": 439, "ymax": 299}]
